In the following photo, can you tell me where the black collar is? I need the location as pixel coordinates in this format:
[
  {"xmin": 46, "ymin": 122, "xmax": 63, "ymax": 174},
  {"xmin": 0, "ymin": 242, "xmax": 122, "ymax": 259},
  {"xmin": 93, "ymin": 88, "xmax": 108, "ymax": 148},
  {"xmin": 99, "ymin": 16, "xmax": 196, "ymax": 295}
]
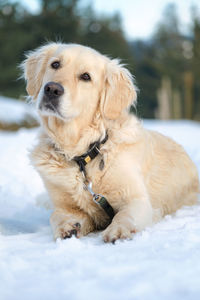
[
  {"xmin": 73, "ymin": 132, "xmax": 108, "ymax": 177},
  {"xmin": 72, "ymin": 132, "xmax": 115, "ymax": 220},
  {"xmin": 53, "ymin": 132, "xmax": 115, "ymax": 220}
]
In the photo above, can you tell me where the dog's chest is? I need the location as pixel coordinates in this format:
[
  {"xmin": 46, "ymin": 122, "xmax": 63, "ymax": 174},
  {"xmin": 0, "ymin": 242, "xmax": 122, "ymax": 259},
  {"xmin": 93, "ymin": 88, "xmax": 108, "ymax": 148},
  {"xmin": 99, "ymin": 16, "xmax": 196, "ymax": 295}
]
[
  {"xmin": 33, "ymin": 142, "xmax": 110, "ymax": 226},
  {"xmin": 57, "ymin": 156, "xmax": 110, "ymax": 225}
]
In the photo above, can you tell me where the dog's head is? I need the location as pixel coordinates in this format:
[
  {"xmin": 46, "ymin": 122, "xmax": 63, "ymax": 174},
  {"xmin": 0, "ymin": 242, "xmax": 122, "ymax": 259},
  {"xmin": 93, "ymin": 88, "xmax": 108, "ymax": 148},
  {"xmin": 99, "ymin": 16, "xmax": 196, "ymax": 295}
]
[{"xmin": 22, "ymin": 43, "xmax": 137, "ymax": 125}]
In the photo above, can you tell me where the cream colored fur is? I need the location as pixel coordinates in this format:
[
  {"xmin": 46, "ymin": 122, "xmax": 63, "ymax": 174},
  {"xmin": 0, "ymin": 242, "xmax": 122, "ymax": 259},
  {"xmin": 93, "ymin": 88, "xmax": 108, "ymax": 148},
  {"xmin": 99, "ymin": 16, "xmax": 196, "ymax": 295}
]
[{"xmin": 22, "ymin": 43, "xmax": 199, "ymax": 242}]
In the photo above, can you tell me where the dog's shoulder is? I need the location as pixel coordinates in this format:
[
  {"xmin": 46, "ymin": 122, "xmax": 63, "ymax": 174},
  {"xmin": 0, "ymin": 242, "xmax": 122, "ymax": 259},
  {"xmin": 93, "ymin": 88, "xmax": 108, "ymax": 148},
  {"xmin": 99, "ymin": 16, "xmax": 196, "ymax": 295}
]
[{"xmin": 30, "ymin": 130, "xmax": 68, "ymax": 170}]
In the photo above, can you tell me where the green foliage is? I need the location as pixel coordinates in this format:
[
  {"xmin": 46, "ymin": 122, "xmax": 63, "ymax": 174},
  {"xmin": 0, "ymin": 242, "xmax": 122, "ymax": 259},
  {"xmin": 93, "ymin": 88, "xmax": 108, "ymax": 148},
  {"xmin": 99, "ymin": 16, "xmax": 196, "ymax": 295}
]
[
  {"xmin": 130, "ymin": 40, "xmax": 160, "ymax": 118},
  {"xmin": 0, "ymin": 0, "xmax": 133, "ymax": 98},
  {"xmin": 131, "ymin": 3, "xmax": 200, "ymax": 119},
  {"xmin": 192, "ymin": 10, "xmax": 200, "ymax": 114}
]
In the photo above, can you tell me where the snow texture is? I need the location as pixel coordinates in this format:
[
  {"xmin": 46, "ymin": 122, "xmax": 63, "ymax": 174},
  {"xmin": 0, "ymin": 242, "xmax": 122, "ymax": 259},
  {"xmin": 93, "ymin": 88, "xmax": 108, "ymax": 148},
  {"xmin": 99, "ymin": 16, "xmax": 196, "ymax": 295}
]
[
  {"xmin": 0, "ymin": 114, "xmax": 200, "ymax": 299},
  {"xmin": 0, "ymin": 96, "xmax": 37, "ymax": 124}
]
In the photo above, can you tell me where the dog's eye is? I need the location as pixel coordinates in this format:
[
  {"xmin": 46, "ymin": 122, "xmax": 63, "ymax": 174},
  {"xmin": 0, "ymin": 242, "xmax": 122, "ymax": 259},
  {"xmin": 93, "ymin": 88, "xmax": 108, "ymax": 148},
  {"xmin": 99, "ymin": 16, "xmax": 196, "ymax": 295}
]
[
  {"xmin": 79, "ymin": 72, "xmax": 91, "ymax": 81},
  {"xmin": 51, "ymin": 61, "xmax": 60, "ymax": 69}
]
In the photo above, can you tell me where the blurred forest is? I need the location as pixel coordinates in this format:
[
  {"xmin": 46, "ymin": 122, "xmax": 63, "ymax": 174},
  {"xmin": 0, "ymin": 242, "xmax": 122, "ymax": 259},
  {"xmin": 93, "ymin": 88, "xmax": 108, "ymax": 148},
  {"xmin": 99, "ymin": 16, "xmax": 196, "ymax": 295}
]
[{"xmin": 0, "ymin": 0, "xmax": 200, "ymax": 120}]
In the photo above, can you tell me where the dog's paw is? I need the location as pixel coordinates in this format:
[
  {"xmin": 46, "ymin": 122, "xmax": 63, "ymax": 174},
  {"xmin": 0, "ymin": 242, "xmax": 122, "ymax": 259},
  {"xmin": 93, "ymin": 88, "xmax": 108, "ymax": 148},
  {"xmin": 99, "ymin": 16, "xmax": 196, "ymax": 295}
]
[
  {"xmin": 54, "ymin": 222, "xmax": 81, "ymax": 240},
  {"xmin": 102, "ymin": 223, "xmax": 136, "ymax": 243}
]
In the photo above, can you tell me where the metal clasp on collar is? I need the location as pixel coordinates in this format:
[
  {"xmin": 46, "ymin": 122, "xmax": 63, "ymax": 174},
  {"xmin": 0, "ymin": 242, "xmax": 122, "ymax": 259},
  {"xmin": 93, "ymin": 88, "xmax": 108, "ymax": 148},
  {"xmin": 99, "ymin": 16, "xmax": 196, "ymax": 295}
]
[
  {"xmin": 86, "ymin": 182, "xmax": 103, "ymax": 204},
  {"xmin": 81, "ymin": 166, "xmax": 115, "ymax": 220}
]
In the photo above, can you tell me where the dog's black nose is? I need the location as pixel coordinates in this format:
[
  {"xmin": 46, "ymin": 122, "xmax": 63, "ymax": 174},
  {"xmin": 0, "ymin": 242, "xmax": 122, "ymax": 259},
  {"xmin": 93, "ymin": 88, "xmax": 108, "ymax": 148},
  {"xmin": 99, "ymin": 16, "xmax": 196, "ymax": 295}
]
[{"xmin": 44, "ymin": 82, "xmax": 64, "ymax": 98}]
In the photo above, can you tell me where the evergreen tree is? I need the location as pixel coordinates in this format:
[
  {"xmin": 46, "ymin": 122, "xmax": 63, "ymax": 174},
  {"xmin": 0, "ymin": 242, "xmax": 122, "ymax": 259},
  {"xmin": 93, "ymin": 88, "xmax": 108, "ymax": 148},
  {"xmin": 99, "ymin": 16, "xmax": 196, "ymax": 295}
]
[
  {"xmin": 191, "ymin": 9, "xmax": 200, "ymax": 118},
  {"xmin": 0, "ymin": 0, "xmax": 134, "ymax": 99}
]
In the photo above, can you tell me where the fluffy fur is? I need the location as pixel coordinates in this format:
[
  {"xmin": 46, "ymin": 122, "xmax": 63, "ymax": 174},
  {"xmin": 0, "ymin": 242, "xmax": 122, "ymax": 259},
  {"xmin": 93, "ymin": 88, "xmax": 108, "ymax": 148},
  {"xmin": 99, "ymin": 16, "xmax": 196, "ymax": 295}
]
[{"xmin": 22, "ymin": 42, "xmax": 199, "ymax": 242}]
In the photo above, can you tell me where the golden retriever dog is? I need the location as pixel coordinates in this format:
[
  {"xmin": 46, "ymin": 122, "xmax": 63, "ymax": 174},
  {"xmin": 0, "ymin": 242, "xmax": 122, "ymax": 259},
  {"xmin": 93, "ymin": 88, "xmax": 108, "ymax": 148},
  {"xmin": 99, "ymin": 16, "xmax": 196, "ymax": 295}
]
[{"xmin": 22, "ymin": 43, "xmax": 199, "ymax": 243}]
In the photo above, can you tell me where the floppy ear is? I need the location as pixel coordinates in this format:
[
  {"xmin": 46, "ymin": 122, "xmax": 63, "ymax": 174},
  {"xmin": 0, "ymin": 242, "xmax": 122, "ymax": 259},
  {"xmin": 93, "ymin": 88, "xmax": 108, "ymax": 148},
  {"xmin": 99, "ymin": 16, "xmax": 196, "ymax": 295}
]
[
  {"xmin": 101, "ymin": 59, "xmax": 137, "ymax": 120},
  {"xmin": 21, "ymin": 43, "xmax": 58, "ymax": 99}
]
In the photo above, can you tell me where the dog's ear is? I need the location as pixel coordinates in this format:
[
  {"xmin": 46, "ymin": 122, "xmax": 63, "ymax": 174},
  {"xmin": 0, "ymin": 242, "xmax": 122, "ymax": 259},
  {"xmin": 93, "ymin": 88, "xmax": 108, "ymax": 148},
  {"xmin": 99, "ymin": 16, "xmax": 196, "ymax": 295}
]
[
  {"xmin": 101, "ymin": 59, "xmax": 137, "ymax": 120},
  {"xmin": 21, "ymin": 44, "xmax": 58, "ymax": 99}
]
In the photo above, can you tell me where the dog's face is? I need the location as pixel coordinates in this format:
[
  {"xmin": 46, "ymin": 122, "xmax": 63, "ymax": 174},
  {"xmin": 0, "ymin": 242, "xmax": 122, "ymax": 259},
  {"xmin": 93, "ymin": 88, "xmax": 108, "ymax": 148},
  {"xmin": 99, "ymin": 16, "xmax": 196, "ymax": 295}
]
[{"xmin": 23, "ymin": 43, "xmax": 137, "ymax": 125}]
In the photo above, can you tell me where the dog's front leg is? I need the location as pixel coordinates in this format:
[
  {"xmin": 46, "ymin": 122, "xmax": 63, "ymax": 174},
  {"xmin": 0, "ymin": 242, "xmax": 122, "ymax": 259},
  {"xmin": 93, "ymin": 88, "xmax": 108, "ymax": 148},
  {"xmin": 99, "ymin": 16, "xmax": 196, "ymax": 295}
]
[
  {"xmin": 102, "ymin": 196, "xmax": 153, "ymax": 243},
  {"xmin": 101, "ymin": 155, "xmax": 154, "ymax": 243},
  {"xmin": 50, "ymin": 207, "xmax": 95, "ymax": 240}
]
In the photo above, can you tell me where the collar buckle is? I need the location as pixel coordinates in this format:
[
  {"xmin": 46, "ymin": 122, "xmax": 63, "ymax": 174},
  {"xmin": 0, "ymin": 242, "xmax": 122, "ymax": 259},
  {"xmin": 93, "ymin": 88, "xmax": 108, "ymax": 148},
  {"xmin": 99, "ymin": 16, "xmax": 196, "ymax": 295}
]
[
  {"xmin": 73, "ymin": 132, "xmax": 108, "ymax": 174},
  {"xmin": 72, "ymin": 132, "xmax": 115, "ymax": 220}
]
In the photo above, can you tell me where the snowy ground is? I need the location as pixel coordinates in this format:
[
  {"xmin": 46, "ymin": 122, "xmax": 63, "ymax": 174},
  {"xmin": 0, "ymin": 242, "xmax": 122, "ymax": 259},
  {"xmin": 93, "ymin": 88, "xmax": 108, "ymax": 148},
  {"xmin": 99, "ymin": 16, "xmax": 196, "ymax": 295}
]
[
  {"xmin": 0, "ymin": 112, "xmax": 200, "ymax": 299},
  {"xmin": 0, "ymin": 96, "xmax": 37, "ymax": 125}
]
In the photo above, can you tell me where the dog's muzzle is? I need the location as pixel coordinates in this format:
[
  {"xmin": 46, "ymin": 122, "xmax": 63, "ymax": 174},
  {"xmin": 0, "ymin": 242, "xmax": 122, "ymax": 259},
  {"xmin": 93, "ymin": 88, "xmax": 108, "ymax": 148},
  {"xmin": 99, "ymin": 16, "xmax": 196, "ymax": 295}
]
[{"xmin": 39, "ymin": 81, "xmax": 64, "ymax": 112}]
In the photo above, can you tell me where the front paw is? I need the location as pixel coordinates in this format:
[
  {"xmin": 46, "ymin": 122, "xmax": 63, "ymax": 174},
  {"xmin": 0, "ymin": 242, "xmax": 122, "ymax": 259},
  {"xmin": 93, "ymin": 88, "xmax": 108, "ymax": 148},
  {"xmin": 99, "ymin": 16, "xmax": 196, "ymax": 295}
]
[
  {"xmin": 102, "ymin": 223, "xmax": 136, "ymax": 243},
  {"xmin": 54, "ymin": 222, "xmax": 81, "ymax": 240}
]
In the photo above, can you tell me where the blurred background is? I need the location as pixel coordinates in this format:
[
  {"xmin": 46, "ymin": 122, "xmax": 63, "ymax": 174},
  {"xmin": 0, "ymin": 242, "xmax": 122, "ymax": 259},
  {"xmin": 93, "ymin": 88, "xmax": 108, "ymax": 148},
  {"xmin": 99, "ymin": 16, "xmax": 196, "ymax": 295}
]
[{"xmin": 0, "ymin": 0, "xmax": 200, "ymax": 130}]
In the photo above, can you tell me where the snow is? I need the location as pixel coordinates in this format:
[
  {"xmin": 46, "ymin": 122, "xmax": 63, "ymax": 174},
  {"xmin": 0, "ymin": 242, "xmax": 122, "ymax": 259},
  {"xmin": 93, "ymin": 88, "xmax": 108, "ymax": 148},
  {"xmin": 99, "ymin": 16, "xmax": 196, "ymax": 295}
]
[
  {"xmin": 0, "ymin": 117, "xmax": 200, "ymax": 300},
  {"xmin": 0, "ymin": 96, "xmax": 37, "ymax": 124}
]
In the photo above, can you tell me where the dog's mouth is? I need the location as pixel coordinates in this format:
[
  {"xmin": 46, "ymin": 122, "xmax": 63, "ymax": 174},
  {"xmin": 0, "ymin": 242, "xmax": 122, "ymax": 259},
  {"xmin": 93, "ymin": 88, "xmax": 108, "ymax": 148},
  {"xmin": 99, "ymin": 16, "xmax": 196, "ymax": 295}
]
[
  {"xmin": 39, "ymin": 99, "xmax": 56, "ymax": 112},
  {"xmin": 38, "ymin": 98, "xmax": 65, "ymax": 120}
]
